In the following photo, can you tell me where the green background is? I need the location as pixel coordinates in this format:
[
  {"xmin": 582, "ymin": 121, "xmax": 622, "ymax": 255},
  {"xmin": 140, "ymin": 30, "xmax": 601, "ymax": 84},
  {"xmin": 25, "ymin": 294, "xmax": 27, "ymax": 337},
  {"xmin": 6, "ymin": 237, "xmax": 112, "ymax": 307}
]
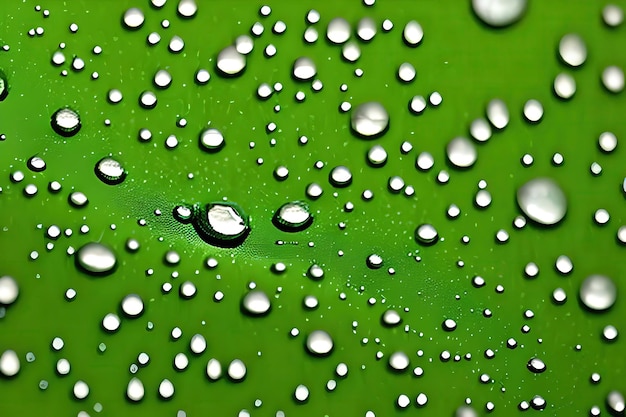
[{"xmin": 0, "ymin": 0, "xmax": 624, "ymax": 415}]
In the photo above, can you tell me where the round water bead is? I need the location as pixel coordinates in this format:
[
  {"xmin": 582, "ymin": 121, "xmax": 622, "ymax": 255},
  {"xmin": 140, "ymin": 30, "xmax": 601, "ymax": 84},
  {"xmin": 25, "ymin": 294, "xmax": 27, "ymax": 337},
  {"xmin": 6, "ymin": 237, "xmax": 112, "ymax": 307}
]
[
  {"xmin": 326, "ymin": 18, "xmax": 350, "ymax": 44},
  {"xmin": 329, "ymin": 166, "xmax": 352, "ymax": 187},
  {"xmin": 398, "ymin": 62, "xmax": 416, "ymax": 82},
  {"xmin": 598, "ymin": 132, "xmax": 618, "ymax": 153},
  {"xmin": 388, "ymin": 351, "xmax": 410, "ymax": 371},
  {"xmin": 472, "ymin": 0, "xmax": 527, "ymax": 27},
  {"xmin": 51, "ymin": 107, "xmax": 81, "ymax": 137},
  {"xmin": 126, "ymin": 377, "xmax": 144, "ymax": 402},
  {"xmin": 294, "ymin": 384, "xmax": 309, "ymax": 403},
  {"xmin": 554, "ymin": 73, "xmax": 576, "ymax": 99},
  {"xmin": 415, "ymin": 224, "xmax": 438, "ymax": 245},
  {"xmin": 516, "ymin": 178, "xmax": 567, "ymax": 225},
  {"xmin": 121, "ymin": 294, "xmax": 144, "ymax": 317},
  {"xmin": 602, "ymin": 66, "xmax": 624, "ymax": 93},
  {"xmin": 416, "ymin": 152, "xmax": 434, "ymax": 171},
  {"xmin": 409, "ymin": 95, "xmax": 427, "ymax": 114},
  {"xmin": 555, "ymin": 255, "xmax": 573, "ymax": 275},
  {"xmin": 75, "ymin": 242, "xmax": 117, "ymax": 275},
  {"xmin": 579, "ymin": 275, "xmax": 617, "ymax": 311},
  {"xmin": 241, "ymin": 290, "xmax": 271, "ymax": 316},
  {"xmin": 523, "ymin": 99, "xmax": 543, "ymax": 123},
  {"xmin": 382, "ymin": 309, "xmax": 402, "ymax": 326},
  {"xmin": 603, "ymin": 4, "xmax": 624, "ymax": 27},
  {"xmin": 607, "ymin": 391, "xmax": 625, "ymax": 414},
  {"xmin": 0, "ymin": 276, "xmax": 19, "ymax": 305},
  {"xmin": 351, "ymin": 102, "xmax": 389, "ymax": 138},
  {"xmin": 192, "ymin": 202, "xmax": 250, "ymax": 247},
  {"xmin": 447, "ymin": 137, "xmax": 477, "ymax": 168},
  {"xmin": 403, "ymin": 20, "xmax": 423, "ymax": 46},
  {"xmin": 216, "ymin": 46, "xmax": 246, "ymax": 77},
  {"xmin": 367, "ymin": 145, "xmax": 388, "ymax": 166},
  {"xmin": 228, "ymin": 359, "xmax": 247, "ymax": 381},
  {"xmin": 527, "ymin": 357, "xmax": 546, "ymax": 373},
  {"xmin": 342, "ymin": 42, "xmax": 361, "ymax": 62},
  {"xmin": 95, "ymin": 157, "xmax": 126, "ymax": 185},
  {"xmin": 206, "ymin": 358, "xmax": 222, "ymax": 380},
  {"xmin": 603, "ymin": 325, "xmax": 618, "ymax": 341},
  {"xmin": 123, "ymin": 8, "xmax": 144, "ymax": 29},
  {"xmin": 558, "ymin": 34, "xmax": 587, "ymax": 67},
  {"xmin": 27, "ymin": 156, "xmax": 46, "ymax": 172},
  {"xmin": 235, "ymin": 35, "xmax": 253, "ymax": 55},
  {"xmin": 273, "ymin": 201, "xmax": 313, "ymax": 232},
  {"xmin": 199, "ymin": 128, "xmax": 225, "ymax": 152},
  {"xmin": 173, "ymin": 353, "xmax": 189, "ymax": 370},
  {"xmin": 306, "ymin": 330, "xmax": 333, "ymax": 356},
  {"xmin": 292, "ymin": 57, "xmax": 316, "ymax": 81},
  {"xmin": 159, "ymin": 379, "xmax": 175, "ymax": 399},
  {"xmin": 102, "ymin": 313, "xmax": 121, "ymax": 332},
  {"xmin": 0, "ymin": 350, "xmax": 20, "ymax": 377},
  {"xmin": 357, "ymin": 17, "xmax": 376, "ymax": 41},
  {"xmin": 56, "ymin": 358, "xmax": 71, "ymax": 375},
  {"xmin": 73, "ymin": 380, "xmax": 90, "ymax": 399}
]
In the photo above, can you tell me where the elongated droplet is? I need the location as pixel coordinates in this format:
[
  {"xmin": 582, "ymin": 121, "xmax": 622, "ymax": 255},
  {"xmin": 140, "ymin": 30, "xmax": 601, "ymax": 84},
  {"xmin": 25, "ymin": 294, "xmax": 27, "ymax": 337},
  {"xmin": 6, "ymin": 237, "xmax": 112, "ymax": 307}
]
[{"xmin": 75, "ymin": 243, "xmax": 117, "ymax": 275}]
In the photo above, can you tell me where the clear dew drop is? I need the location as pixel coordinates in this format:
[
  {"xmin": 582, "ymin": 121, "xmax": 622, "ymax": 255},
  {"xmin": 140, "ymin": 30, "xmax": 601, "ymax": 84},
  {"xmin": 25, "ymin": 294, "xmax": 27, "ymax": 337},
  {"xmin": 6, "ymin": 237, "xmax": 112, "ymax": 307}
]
[
  {"xmin": 0, "ymin": 350, "xmax": 20, "ymax": 377},
  {"xmin": 602, "ymin": 65, "xmax": 624, "ymax": 93},
  {"xmin": 75, "ymin": 242, "xmax": 117, "ymax": 275},
  {"xmin": 342, "ymin": 42, "xmax": 361, "ymax": 62},
  {"xmin": 293, "ymin": 57, "xmax": 316, "ymax": 81},
  {"xmin": 558, "ymin": 34, "xmax": 587, "ymax": 67},
  {"xmin": 398, "ymin": 62, "xmax": 416, "ymax": 82},
  {"xmin": 306, "ymin": 183, "xmax": 323, "ymax": 199},
  {"xmin": 357, "ymin": 17, "xmax": 376, "ymax": 41},
  {"xmin": 382, "ymin": 309, "xmax": 402, "ymax": 326},
  {"xmin": 306, "ymin": 330, "xmax": 334, "ymax": 356},
  {"xmin": 242, "ymin": 290, "xmax": 271, "ymax": 316},
  {"xmin": 455, "ymin": 406, "xmax": 479, "ymax": 417},
  {"xmin": 415, "ymin": 224, "xmax": 438, "ymax": 245},
  {"xmin": 598, "ymin": 132, "xmax": 618, "ymax": 153},
  {"xmin": 603, "ymin": 4, "xmax": 624, "ymax": 27},
  {"xmin": 192, "ymin": 202, "xmax": 250, "ymax": 247},
  {"xmin": 154, "ymin": 69, "xmax": 172, "ymax": 89},
  {"xmin": 73, "ymin": 380, "xmax": 90, "ymax": 399},
  {"xmin": 603, "ymin": 325, "xmax": 618, "ymax": 341},
  {"xmin": 486, "ymin": 98, "xmax": 509, "ymax": 129},
  {"xmin": 409, "ymin": 95, "xmax": 426, "ymax": 114},
  {"xmin": 51, "ymin": 107, "xmax": 81, "ymax": 137},
  {"xmin": 388, "ymin": 351, "xmax": 410, "ymax": 371},
  {"xmin": 227, "ymin": 359, "xmax": 246, "ymax": 381},
  {"xmin": 329, "ymin": 166, "xmax": 352, "ymax": 187},
  {"xmin": 579, "ymin": 274, "xmax": 617, "ymax": 311},
  {"xmin": 0, "ymin": 276, "xmax": 19, "ymax": 305},
  {"xmin": 527, "ymin": 357, "xmax": 546, "ymax": 373},
  {"xmin": 206, "ymin": 358, "xmax": 222, "ymax": 380},
  {"xmin": 123, "ymin": 8, "xmax": 144, "ymax": 29},
  {"xmin": 403, "ymin": 20, "xmax": 424, "ymax": 46},
  {"xmin": 326, "ymin": 18, "xmax": 351, "ymax": 44},
  {"xmin": 102, "ymin": 313, "xmax": 121, "ymax": 332},
  {"xmin": 447, "ymin": 137, "xmax": 477, "ymax": 168},
  {"xmin": 554, "ymin": 73, "xmax": 576, "ymax": 99},
  {"xmin": 367, "ymin": 145, "xmax": 388, "ymax": 167},
  {"xmin": 273, "ymin": 201, "xmax": 313, "ymax": 232},
  {"xmin": 121, "ymin": 294, "xmax": 144, "ymax": 317},
  {"xmin": 416, "ymin": 152, "xmax": 434, "ymax": 171},
  {"xmin": 470, "ymin": 118, "xmax": 492, "ymax": 142},
  {"xmin": 56, "ymin": 358, "xmax": 71, "ymax": 375},
  {"xmin": 294, "ymin": 384, "xmax": 309, "ymax": 403},
  {"xmin": 516, "ymin": 177, "xmax": 567, "ymax": 225},
  {"xmin": 523, "ymin": 99, "xmax": 543, "ymax": 123},
  {"xmin": 95, "ymin": 157, "xmax": 126, "ymax": 185},
  {"xmin": 472, "ymin": 0, "xmax": 527, "ymax": 27},
  {"xmin": 177, "ymin": 0, "xmax": 197, "ymax": 18},
  {"xmin": 126, "ymin": 377, "xmax": 145, "ymax": 402},
  {"xmin": 159, "ymin": 379, "xmax": 175, "ymax": 399},
  {"xmin": 199, "ymin": 128, "xmax": 225, "ymax": 152},
  {"xmin": 216, "ymin": 46, "xmax": 246, "ymax": 77},
  {"xmin": 235, "ymin": 35, "xmax": 254, "ymax": 55},
  {"xmin": 555, "ymin": 255, "xmax": 573, "ymax": 275},
  {"xmin": 351, "ymin": 102, "xmax": 389, "ymax": 138}
]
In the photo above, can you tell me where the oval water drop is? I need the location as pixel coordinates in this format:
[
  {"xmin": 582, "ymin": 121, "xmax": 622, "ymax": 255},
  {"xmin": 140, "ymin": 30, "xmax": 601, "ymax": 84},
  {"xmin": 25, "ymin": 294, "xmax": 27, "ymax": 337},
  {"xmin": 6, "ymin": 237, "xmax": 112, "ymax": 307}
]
[
  {"xmin": 579, "ymin": 275, "xmax": 617, "ymax": 311},
  {"xmin": 516, "ymin": 178, "xmax": 567, "ymax": 225},
  {"xmin": 216, "ymin": 46, "xmax": 246, "ymax": 77},
  {"xmin": 351, "ymin": 102, "xmax": 389, "ymax": 138},
  {"xmin": 273, "ymin": 201, "xmax": 313, "ymax": 232},
  {"xmin": 75, "ymin": 243, "xmax": 117, "ymax": 275}
]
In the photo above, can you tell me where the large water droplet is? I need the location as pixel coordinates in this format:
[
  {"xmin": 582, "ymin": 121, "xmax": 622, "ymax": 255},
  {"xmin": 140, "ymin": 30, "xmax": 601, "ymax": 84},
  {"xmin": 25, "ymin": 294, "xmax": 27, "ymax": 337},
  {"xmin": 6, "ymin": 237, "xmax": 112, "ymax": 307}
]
[
  {"xmin": 486, "ymin": 99, "xmax": 509, "ymax": 130},
  {"xmin": 602, "ymin": 65, "xmax": 624, "ymax": 93},
  {"xmin": 95, "ymin": 157, "xmax": 126, "ymax": 185},
  {"xmin": 51, "ymin": 107, "xmax": 81, "ymax": 137},
  {"xmin": 558, "ymin": 34, "xmax": 587, "ymax": 67},
  {"xmin": 579, "ymin": 275, "xmax": 617, "ymax": 311},
  {"xmin": 326, "ymin": 18, "xmax": 350, "ymax": 44},
  {"xmin": 527, "ymin": 357, "xmax": 546, "ymax": 373},
  {"xmin": 216, "ymin": 46, "xmax": 246, "ymax": 77},
  {"xmin": 121, "ymin": 294, "xmax": 144, "ymax": 317},
  {"xmin": 516, "ymin": 178, "xmax": 567, "ymax": 225},
  {"xmin": 177, "ymin": 0, "xmax": 197, "ymax": 18},
  {"xmin": 0, "ymin": 276, "xmax": 19, "ymax": 305},
  {"xmin": 192, "ymin": 202, "xmax": 250, "ymax": 247},
  {"xmin": 415, "ymin": 224, "xmax": 438, "ymax": 245},
  {"xmin": 472, "ymin": 0, "xmax": 527, "ymax": 27},
  {"xmin": 158, "ymin": 379, "xmax": 175, "ymax": 399},
  {"xmin": 292, "ymin": 57, "xmax": 316, "ymax": 81},
  {"xmin": 388, "ymin": 351, "xmax": 410, "ymax": 371},
  {"xmin": 357, "ymin": 17, "xmax": 376, "ymax": 42},
  {"xmin": 447, "ymin": 137, "xmax": 477, "ymax": 168},
  {"xmin": 199, "ymin": 128, "xmax": 225, "ymax": 152},
  {"xmin": 351, "ymin": 102, "xmax": 389, "ymax": 138},
  {"xmin": 122, "ymin": 8, "xmax": 144, "ymax": 29},
  {"xmin": 403, "ymin": 20, "xmax": 424, "ymax": 46},
  {"xmin": 0, "ymin": 350, "xmax": 20, "ymax": 377},
  {"xmin": 206, "ymin": 358, "xmax": 222, "ymax": 380},
  {"xmin": 329, "ymin": 166, "xmax": 352, "ymax": 187},
  {"xmin": 241, "ymin": 290, "xmax": 271, "ymax": 316},
  {"xmin": 306, "ymin": 330, "xmax": 333, "ymax": 356},
  {"xmin": 126, "ymin": 377, "xmax": 145, "ymax": 402},
  {"xmin": 272, "ymin": 201, "xmax": 313, "ymax": 232},
  {"xmin": 607, "ymin": 391, "xmax": 625, "ymax": 414},
  {"xmin": 75, "ymin": 243, "xmax": 117, "ymax": 275},
  {"xmin": 554, "ymin": 73, "xmax": 576, "ymax": 100}
]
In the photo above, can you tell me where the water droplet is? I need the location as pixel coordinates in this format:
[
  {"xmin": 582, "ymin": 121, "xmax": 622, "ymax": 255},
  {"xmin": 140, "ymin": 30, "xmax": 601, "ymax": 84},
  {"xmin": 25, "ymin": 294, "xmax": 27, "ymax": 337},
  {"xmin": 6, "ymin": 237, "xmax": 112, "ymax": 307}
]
[
  {"xmin": 516, "ymin": 177, "xmax": 567, "ymax": 225},
  {"xmin": 122, "ymin": 8, "xmax": 144, "ymax": 29},
  {"xmin": 342, "ymin": 42, "xmax": 361, "ymax": 62},
  {"xmin": 294, "ymin": 384, "xmax": 309, "ymax": 403},
  {"xmin": 366, "ymin": 254, "xmax": 383, "ymax": 269},
  {"xmin": 472, "ymin": 0, "xmax": 527, "ymax": 27},
  {"xmin": 382, "ymin": 309, "xmax": 402, "ymax": 326},
  {"xmin": 416, "ymin": 152, "xmax": 434, "ymax": 171},
  {"xmin": 0, "ymin": 350, "xmax": 20, "ymax": 377},
  {"xmin": 227, "ymin": 359, "xmax": 246, "ymax": 381},
  {"xmin": 523, "ymin": 99, "xmax": 543, "ymax": 123},
  {"xmin": 470, "ymin": 118, "xmax": 492, "ymax": 142},
  {"xmin": 329, "ymin": 166, "xmax": 352, "ymax": 187},
  {"xmin": 554, "ymin": 73, "xmax": 576, "ymax": 99},
  {"xmin": 486, "ymin": 99, "xmax": 509, "ymax": 129},
  {"xmin": 594, "ymin": 208, "xmax": 610, "ymax": 225},
  {"xmin": 179, "ymin": 281, "xmax": 196, "ymax": 299},
  {"xmin": 357, "ymin": 17, "xmax": 376, "ymax": 41},
  {"xmin": 306, "ymin": 330, "xmax": 333, "ymax": 356},
  {"xmin": 206, "ymin": 358, "xmax": 222, "ymax": 380},
  {"xmin": 326, "ymin": 18, "xmax": 350, "ymax": 44},
  {"xmin": 607, "ymin": 391, "xmax": 625, "ymax": 414},
  {"xmin": 159, "ymin": 379, "xmax": 175, "ymax": 399},
  {"xmin": 447, "ymin": 137, "xmax": 477, "ymax": 168},
  {"xmin": 293, "ymin": 57, "xmax": 316, "ymax": 81},
  {"xmin": 192, "ymin": 202, "xmax": 250, "ymax": 247},
  {"xmin": 73, "ymin": 380, "xmax": 90, "ymax": 399},
  {"xmin": 241, "ymin": 290, "xmax": 271, "ymax": 316},
  {"xmin": 121, "ymin": 294, "xmax": 144, "ymax": 317},
  {"xmin": 603, "ymin": 325, "xmax": 618, "ymax": 341},
  {"xmin": 409, "ymin": 95, "xmax": 427, "ymax": 114},
  {"xmin": 102, "ymin": 313, "xmax": 121, "ymax": 332},
  {"xmin": 272, "ymin": 201, "xmax": 313, "ymax": 232},
  {"xmin": 94, "ymin": 157, "xmax": 126, "ymax": 185},
  {"xmin": 397, "ymin": 394, "xmax": 411, "ymax": 408},
  {"xmin": 598, "ymin": 132, "xmax": 618, "ymax": 153},
  {"xmin": 455, "ymin": 406, "xmax": 479, "ymax": 417},
  {"xmin": 0, "ymin": 276, "xmax": 19, "ymax": 305},
  {"xmin": 603, "ymin": 4, "xmax": 624, "ymax": 27},
  {"xmin": 527, "ymin": 357, "xmax": 546, "ymax": 373},
  {"xmin": 531, "ymin": 396, "xmax": 546, "ymax": 410},
  {"xmin": 555, "ymin": 255, "xmax": 573, "ymax": 275},
  {"xmin": 306, "ymin": 183, "xmax": 323, "ymax": 199},
  {"xmin": 199, "ymin": 128, "xmax": 225, "ymax": 152},
  {"xmin": 177, "ymin": 0, "xmax": 197, "ymax": 18},
  {"xmin": 559, "ymin": 34, "xmax": 587, "ymax": 67},
  {"xmin": 126, "ymin": 377, "xmax": 144, "ymax": 402},
  {"xmin": 602, "ymin": 65, "xmax": 624, "ymax": 93},
  {"xmin": 351, "ymin": 102, "xmax": 389, "ymax": 138},
  {"xmin": 75, "ymin": 242, "xmax": 117, "ymax": 275},
  {"xmin": 579, "ymin": 274, "xmax": 617, "ymax": 311},
  {"xmin": 403, "ymin": 20, "xmax": 424, "ymax": 46},
  {"xmin": 415, "ymin": 224, "xmax": 438, "ymax": 245},
  {"xmin": 51, "ymin": 107, "xmax": 81, "ymax": 137},
  {"xmin": 216, "ymin": 46, "xmax": 246, "ymax": 77},
  {"xmin": 388, "ymin": 351, "xmax": 410, "ymax": 371}
]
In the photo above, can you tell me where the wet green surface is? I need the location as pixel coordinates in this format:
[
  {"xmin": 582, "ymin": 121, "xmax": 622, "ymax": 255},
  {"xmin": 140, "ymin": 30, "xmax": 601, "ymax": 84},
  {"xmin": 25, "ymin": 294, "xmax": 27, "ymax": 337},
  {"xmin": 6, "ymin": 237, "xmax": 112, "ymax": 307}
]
[{"xmin": 0, "ymin": 0, "xmax": 625, "ymax": 416}]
